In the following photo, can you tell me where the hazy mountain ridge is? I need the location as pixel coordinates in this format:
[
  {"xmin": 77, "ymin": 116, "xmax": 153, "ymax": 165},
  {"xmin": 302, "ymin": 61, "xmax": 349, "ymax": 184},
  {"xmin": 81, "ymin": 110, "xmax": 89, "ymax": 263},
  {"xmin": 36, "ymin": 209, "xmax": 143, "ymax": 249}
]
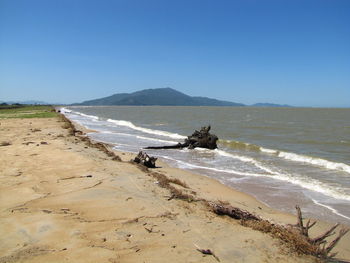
[
  {"xmin": 1, "ymin": 89, "xmax": 292, "ymax": 107},
  {"xmin": 252, "ymin": 103, "xmax": 292, "ymax": 107},
  {"xmin": 76, "ymin": 88, "xmax": 245, "ymax": 106}
]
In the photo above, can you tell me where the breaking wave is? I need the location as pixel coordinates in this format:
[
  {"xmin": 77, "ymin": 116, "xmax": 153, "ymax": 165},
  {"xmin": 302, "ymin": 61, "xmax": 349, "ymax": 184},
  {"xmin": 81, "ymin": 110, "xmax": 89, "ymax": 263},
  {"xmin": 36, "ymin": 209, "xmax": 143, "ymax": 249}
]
[
  {"xmin": 61, "ymin": 108, "xmax": 99, "ymax": 120},
  {"xmin": 277, "ymin": 152, "xmax": 350, "ymax": 174},
  {"xmin": 219, "ymin": 139, "xmax": 261, "ymax": 152},
  {"xmin": 220, "ymin": 139, "xmax": 350, "ymax": 174},
  {"xmin": 160, "ymin": 156, "xmax": 267, "ymax": 177},
  {"xmin": 107, "ymin": 119, "xmax": 186, "ymax": 140},
  {"xmin": 213, "ymin": 150, "xmax": 350, "ymax": 201},
  {"xmin": 312, "ymin": 199, "xmax": 350, "ymax": 220}
]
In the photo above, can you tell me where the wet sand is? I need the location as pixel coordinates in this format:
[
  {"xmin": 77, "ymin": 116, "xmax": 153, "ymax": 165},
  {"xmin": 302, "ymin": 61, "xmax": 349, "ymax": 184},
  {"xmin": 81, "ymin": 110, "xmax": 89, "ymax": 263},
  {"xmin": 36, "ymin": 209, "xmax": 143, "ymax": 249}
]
[{"xmin": 0, "ymin": 116, "xmax": 349, "ymax": 262}]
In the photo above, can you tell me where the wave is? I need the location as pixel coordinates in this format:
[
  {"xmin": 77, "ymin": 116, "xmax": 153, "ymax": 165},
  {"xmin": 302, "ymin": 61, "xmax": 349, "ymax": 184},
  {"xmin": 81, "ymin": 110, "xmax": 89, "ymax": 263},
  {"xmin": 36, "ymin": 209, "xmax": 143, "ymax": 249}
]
[
  {"xmin": 220, "ymin": 139, "xmax": 350, "ymax": 174},
  {"xmin": 98, "ymin": 131, "xmax": 177, "ymax": 144},
  {"xmin": 159, "ymin": 156, "xmax": 267, "ymax": 177},
  {"xmin": 60, "ymin": 107, "xmax": 72, "ymax": 114},
  {"xmin": 260, "ymin": 147, "xmax": 278, "ymax": 154},
  {"xmin": 278, "ymin": 152, "xmax": 350, "ymax": 174},
  {"xmin": 212, "ymin": 150, "xmax": 350, "ymax": 201},
  {"xmin": 100, "ymin": 131, "xmax": 135, "ymax": 136},
  {"xmin": 214, "ymin": 149, "xmax": 277, "ymax": 175},
  {"xmin": 136, "ymin": 136, "xmax": 178, "ymax": 144},
  {"xmin": 62, "ymin": 108, "xmax": 183, "ymax": 142},
  {"xmin": 74, "ymin": 111, "xmax": 99, "ymax": 120},
  {"xmin": 219, "ymin": 139, "xmax": 278, "ymax": 154},
  {"xmin": 107, "ymin": 119, "xmax": 186, "ymax": 140},
  {"xmin": 61, "ymin": 109, "xmax": 350, "ymax": 201},
  {"xmin": 219, "ymin": 139, "xmax": 261, "ymax": 152},
  {"xmin": 61, "ymin": 108, "xmax": 99, "ymax": 120},
  {"xmin": 160, "ymin": 153, "xmax": 350, "ymax": 213},
  {"xmin": 312, "ymin": 199, "xmax": 350, "ymax": 220},
  {"xmin": 167, "ymin": 149, "xmax": 350, "ymax": 202}
]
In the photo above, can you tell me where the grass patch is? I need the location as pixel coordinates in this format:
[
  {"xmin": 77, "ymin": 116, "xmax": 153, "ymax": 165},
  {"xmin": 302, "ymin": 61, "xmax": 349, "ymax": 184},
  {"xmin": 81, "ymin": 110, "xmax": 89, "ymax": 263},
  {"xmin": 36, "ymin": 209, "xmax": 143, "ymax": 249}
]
[{"xmin": 0, "ymin": 105, "xmax": 57, "ymax": 119}]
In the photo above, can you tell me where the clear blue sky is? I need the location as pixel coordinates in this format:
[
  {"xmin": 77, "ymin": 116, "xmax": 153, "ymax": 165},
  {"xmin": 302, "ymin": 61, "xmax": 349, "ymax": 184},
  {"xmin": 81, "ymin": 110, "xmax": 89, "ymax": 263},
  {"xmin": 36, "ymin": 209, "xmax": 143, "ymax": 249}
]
[{"xmin": 0, "ymin": 0, "xmax": 349, "ymax": 107}]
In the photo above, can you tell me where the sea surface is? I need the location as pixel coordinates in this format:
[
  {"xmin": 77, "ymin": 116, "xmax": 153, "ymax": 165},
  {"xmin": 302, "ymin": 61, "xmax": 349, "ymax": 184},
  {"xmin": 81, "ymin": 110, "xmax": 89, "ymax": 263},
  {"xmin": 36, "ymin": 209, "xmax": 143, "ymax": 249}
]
[{"xmin": 62, "ymin": 106, "xmax": 350, "ymax": 225}]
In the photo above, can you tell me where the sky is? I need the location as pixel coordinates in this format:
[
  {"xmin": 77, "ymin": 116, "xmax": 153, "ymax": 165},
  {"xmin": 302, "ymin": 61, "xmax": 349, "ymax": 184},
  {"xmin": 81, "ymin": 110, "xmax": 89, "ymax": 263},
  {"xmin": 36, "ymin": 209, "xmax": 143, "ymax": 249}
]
[{"xmin": 0, "ymin": 0, "xmax": 349, "ymax": 107}]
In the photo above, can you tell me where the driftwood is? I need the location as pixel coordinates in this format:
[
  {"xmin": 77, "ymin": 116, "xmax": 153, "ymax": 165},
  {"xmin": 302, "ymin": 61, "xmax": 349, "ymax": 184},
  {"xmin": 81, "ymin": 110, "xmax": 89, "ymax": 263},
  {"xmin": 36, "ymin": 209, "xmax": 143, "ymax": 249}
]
[
  {"xmin": 133, "ymin": 151, "xmax": 157, "ymax": 168},
  {"xmin": 210, "ymin": 202, "xmax": 260, "ymax": 221},
  {"xmin": 293, "ymin": 205, "xmax": 349, "ymax": 258},
  {"xmin": 210, "ymin": 203, "xmax": 349, "ymax": 259},
  {"xmin": 145, "ymin": 126, "xmax": 218, "ymax": 150}
]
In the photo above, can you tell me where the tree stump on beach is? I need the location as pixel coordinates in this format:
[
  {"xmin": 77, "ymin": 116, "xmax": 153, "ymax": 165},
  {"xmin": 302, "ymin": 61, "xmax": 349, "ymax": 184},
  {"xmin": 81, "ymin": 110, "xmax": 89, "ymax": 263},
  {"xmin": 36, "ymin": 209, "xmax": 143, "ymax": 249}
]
[
  {"xmin": 145, "ymin": 125, "xmax": 218, "ymax": 150},
  {"xmin": 133, "ymin": 151, "xmax": 157, "ymax": 168}
]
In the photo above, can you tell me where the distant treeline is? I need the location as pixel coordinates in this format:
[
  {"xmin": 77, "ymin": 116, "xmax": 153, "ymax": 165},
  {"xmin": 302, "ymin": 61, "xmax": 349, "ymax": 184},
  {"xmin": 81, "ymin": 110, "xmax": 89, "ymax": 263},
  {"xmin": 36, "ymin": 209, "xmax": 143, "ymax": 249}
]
[{"xmin": 0, "ymin": 103, "xmax": 51, "ymax": 110}]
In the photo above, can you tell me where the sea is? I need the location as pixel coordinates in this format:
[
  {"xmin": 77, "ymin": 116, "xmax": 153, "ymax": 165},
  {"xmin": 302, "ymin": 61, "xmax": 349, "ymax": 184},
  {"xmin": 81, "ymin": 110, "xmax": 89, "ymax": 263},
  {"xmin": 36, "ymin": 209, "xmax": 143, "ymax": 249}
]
[{"xmin": 61, "ymin": 106, "xmax": 350, "ymax": 226}]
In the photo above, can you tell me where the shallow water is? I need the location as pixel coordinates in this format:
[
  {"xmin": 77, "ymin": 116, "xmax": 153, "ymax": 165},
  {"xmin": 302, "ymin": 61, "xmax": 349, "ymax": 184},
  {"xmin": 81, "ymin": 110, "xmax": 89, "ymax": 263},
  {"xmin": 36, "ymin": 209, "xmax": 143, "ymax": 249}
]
[{"xmin": 62, "ymin": 106, "xmax": 350, "ymax": 225}]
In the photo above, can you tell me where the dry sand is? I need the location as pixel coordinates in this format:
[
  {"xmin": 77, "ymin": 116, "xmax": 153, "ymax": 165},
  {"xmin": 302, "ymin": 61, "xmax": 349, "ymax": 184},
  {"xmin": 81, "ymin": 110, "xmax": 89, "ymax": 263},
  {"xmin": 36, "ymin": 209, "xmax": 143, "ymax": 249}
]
[{"xmin": 0, "ymin": 116, "xmax": 349, "ymax": 263}]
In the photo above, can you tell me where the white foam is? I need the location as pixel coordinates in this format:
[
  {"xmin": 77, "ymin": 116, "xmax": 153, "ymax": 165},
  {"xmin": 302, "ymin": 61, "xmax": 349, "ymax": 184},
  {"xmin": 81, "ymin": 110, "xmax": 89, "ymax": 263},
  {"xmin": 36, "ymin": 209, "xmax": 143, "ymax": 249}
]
[
  {"xmin": 221, "ymin": 138, "xmax": 350, "ymax": 175},
  {"xmin": 207, "ymin": 150, "xmax": 350, "ymax": 201},
  {"xmin": 100, "ymin": 131, "xmax": 134, "ymax": 136},
  {"xmin": 94, "ymin": 132, "xmax": 177, "ymax": 144},
  {"xmin": 62, "ymin": 108, "xmax": 99, "ymax": 121},
  {"xmin": 215, "ymin": 149, "xmax": 255, "ymax": 162},
  {"xmin": 160, "ymin": 156, "xmax": 267, "ymax": 177},
  {"xmin": 278, "ymin": 151, "xmax": 350, "ymax": 174},
  {"xmin": 279, "ymin": 176, "xmax": 350, "ymax": 201},
  {"xmin": 312, "ymin": 199, "xmax": 350, "ymax": 220},
  {"xmin": 60, "ymin": 107, "xmax": 72, "ymax": 113},
  {"xmin": 214, "ymin": 149, "xmax": 277, "ymax": 174},
  {"xmin": 107, "ymin": 119, "xmax": 186, "ymax": 140},
  {"xmin": 260, "ymin": 147, "xmax": 278, "ymax": 154},
  {"xmin": 74, "ymin": 111, "xmax": 99, "ymax": 120},
  {"xmin": 136, "ymin": 136, "xmax": 178, "ymax": 144},
  {"xmin": 194, "ymin": 147, "xmax": 213, "ymax": 152}
]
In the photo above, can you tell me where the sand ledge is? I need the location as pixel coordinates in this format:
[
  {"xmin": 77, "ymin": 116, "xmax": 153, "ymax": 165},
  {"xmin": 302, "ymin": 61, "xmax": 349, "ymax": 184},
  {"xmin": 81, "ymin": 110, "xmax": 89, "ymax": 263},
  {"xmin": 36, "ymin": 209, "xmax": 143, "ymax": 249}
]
[{"xmin": 0, "ymin": 115, "xmax": 349, "ymax": 262}]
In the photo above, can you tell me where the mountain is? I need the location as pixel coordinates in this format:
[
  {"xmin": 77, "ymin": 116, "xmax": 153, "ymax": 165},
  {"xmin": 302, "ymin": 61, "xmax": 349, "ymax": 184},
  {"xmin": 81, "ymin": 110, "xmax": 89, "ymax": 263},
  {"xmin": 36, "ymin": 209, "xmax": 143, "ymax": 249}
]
[
  {"xmin": 76, "ymin": 88, "xmax": 245, "ymax": 106},
  {"xmin": 251, "ymin": 103, "xmax": 292, "ymax": 107}
]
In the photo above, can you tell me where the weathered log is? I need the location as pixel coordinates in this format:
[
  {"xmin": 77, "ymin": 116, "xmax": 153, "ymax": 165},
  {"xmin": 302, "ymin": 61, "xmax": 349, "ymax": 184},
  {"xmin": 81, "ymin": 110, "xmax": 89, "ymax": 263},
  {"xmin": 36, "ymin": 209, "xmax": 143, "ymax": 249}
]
[
  {"xmin": 209, "ymin": 202, "xmax": 260, "ymax": 221},
  {"xmin": 145, "ymin": 126, "xmax": 218, "ymax": 150},
  {"xmin": 145, "ymin": 143, "xmax": 186, "ymax": 150},
  {"xmin": 210, "ymin": 203, "xmax": 348, "ymax": 259},
  {"xmin": 133, "ymin": 151, "xmax": 157, "ymax": 168}
]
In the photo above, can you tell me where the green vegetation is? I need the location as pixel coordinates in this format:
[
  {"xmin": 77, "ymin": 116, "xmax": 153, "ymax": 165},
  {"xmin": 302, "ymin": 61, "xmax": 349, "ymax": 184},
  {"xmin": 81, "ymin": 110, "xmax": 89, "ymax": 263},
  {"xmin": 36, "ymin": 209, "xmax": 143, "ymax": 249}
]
[{"xmin": 0, "ymin": 105, "xmax": 58, "ymax": 119}]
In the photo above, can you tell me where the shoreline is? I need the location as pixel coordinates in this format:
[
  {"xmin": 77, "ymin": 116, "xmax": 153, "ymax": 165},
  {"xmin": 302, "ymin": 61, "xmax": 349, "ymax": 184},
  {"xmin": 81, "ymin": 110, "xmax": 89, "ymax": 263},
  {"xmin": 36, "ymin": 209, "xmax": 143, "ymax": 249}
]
[
  {"xmin": 62, "ymin": 106, "xmax": 350, "ymax": 226},
  {"xmin": 64, "ymin": 113, "xmax": 297, "ymax": 224},
  {"xmin": 60, "ymin": 112, "xmax": 350, "ymax": 257},
  {"xmin": 63, "ymin": 114, "xmax": 284, "ymax": 222},
  {"xmin": 0, "ymin": 113, "xmax": 349, "ymax": 262}
]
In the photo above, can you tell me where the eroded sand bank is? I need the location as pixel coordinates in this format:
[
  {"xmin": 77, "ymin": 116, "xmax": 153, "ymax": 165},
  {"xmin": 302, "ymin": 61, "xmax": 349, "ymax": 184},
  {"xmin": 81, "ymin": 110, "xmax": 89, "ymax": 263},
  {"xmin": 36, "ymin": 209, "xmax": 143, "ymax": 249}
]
[{"xmin": 0, "ymin": 116, "xmax": 349, "ymax": 262}]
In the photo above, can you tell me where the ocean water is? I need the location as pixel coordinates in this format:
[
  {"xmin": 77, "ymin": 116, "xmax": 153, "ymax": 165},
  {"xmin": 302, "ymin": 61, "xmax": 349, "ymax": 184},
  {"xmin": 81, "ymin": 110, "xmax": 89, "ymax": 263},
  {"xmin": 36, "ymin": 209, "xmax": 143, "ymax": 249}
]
[{"xmin": 62, "ymin": 106, "xmax": 350, "ymax": 225}]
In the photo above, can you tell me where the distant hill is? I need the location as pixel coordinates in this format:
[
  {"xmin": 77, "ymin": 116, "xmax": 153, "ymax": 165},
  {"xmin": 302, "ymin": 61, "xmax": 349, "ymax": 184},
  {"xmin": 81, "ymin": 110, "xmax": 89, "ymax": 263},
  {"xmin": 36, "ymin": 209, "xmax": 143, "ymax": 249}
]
[
  {"xmin": 76, "ymin": 88, "xmax": 245, "ymax": 106},
  {"xmin": 251, "ymin": 103, "xmax": 292, "ymax": 107},
  {"xmin": 1, "ymin": 100, "xmax": 49, "ymax": 105}
]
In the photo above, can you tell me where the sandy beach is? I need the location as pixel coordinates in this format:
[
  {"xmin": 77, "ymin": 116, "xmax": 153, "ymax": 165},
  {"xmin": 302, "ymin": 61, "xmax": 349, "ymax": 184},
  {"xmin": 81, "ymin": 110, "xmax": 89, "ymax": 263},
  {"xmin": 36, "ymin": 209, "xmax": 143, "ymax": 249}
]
[{"xmin": 0, "ymin": 114, "xmax": 349, "ymax": 263}]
